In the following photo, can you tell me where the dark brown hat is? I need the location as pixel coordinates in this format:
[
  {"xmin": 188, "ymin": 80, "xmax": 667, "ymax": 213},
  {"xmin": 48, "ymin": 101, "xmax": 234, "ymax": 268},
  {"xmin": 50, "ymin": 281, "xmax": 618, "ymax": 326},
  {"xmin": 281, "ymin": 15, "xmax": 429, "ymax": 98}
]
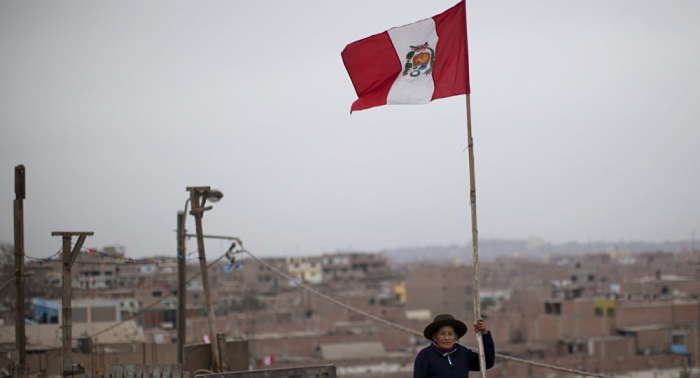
[{"xmin": 423, "ymin": 314, "xmax": 468, "ymax": 340}]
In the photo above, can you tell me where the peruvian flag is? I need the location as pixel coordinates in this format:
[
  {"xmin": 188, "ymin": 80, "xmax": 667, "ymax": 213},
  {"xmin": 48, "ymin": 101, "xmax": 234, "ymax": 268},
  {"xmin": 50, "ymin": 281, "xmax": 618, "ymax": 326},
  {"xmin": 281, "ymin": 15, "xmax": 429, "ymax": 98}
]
[
  {"xmin": 260, "ymin": 355, "xmax": 274, "ymax": 367},
  {"xmin": 342, "ymin": 1, "xmax": 469, "ymax": 112}
]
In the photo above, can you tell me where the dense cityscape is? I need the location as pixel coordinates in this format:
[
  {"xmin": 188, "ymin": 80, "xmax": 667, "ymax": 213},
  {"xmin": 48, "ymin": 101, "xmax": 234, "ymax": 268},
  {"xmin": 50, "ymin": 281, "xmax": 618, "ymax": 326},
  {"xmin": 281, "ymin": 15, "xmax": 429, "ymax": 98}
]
[{"xmin": 1, "ymin": 240, "xmax": 698, "ymax": 377}]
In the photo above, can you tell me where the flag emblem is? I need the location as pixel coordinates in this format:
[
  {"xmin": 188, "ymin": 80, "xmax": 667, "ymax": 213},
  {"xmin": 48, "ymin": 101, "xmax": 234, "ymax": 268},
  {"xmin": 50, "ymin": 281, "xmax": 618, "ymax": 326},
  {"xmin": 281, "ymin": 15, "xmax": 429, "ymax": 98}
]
[{"xmin": 403, "ymin": 42, "xmax": 435, "ymax": 77}]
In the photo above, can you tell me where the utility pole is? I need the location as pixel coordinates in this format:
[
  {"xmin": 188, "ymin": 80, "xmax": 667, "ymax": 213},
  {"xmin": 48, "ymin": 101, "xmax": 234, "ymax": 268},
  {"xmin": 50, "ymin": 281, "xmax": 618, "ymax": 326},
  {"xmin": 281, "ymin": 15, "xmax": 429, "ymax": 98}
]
[
  {"xmin": 186, "ymin": 186, "xmax": 221, "ymax": 372},
  {"xmin": 177, "ymin": 211, "xmax": 187, "ymax": 365},
  {"xmin": 51, "ymin": 231, "xmax": 93, "ymax": 377},
  {"xmin": 14, "ymin": 165, "xmax": 27, "ymax": 377}
]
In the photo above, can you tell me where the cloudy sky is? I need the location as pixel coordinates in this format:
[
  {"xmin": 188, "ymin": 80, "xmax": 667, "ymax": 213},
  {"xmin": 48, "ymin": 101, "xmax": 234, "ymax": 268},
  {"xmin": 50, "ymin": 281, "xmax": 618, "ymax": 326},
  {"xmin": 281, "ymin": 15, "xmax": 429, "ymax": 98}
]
[{"xmin": 1, "ymin": 1, "xmax": 699, "ymax": 260}]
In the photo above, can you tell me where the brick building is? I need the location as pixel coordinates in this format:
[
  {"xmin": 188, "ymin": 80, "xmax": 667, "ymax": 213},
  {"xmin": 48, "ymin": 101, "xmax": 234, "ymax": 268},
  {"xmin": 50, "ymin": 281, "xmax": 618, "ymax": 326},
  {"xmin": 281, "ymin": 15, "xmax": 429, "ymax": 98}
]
[{"xmin": 405, "ymin": 265, "xmax": 473, "ymax": 320}]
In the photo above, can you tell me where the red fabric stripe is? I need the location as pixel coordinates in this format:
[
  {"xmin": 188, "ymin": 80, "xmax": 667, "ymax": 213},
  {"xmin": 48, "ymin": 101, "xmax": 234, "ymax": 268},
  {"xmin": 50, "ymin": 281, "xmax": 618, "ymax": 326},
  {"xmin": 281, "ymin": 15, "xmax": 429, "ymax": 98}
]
[
  {"xmin": 341, "ymin": 31, "xmax": 401, "ymax": 112},
  {"xmin": 432, "ymin": 1, "xmax": 470, "ymax": 100}
]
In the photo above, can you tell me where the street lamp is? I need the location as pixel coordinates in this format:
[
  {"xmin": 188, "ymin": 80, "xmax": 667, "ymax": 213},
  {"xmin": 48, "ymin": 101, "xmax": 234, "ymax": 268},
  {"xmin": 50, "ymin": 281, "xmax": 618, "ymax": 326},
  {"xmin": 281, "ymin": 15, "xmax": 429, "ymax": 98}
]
[
  {"xmin": 205, "ymin": 190, "xmax": 223, "ymax": 203},
  {"xmin": 177, "ymin": 187, "xmax": 224, "ymax": 371}
]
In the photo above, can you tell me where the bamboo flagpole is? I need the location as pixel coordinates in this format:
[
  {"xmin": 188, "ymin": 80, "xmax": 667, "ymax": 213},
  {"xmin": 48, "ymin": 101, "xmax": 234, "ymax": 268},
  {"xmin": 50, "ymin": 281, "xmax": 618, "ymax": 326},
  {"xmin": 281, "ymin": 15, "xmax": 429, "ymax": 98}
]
[
  {"xmin": 466, "ymin": 93, "xmax": 487, "ymax": 378},
  {"xmin": 463, "ymin": 2, "xmax": 487, "ymax": 377}
]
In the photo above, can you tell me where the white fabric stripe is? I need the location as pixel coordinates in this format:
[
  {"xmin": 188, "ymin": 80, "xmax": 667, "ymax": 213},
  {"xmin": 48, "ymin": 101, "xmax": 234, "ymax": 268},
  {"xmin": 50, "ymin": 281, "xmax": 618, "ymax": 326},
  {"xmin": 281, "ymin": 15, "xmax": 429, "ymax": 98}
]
[{"xmin": 386, "ymin": 18, "xmax": 438, "ymax": 105}]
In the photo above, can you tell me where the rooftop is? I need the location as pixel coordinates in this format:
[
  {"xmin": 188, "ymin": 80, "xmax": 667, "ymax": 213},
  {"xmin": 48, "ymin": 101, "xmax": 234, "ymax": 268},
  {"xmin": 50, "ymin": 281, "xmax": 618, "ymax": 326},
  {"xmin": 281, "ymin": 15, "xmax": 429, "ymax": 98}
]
[{"xmin": 617, "ymin": 324, "xmax": 671, "ymax": 333}]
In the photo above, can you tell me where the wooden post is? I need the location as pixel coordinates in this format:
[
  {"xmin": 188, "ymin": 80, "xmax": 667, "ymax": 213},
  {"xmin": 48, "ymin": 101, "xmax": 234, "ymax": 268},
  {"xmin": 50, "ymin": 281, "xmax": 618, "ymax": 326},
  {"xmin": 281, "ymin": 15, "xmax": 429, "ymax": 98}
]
[
  {"xmin": 14, "ymin": 165, "xmax": 27, "ymax": 376},
  {"xmin": 51, "ymin": 231, "xmax": 93, "ymax": 376},
  {"xmin": 217, "ymin": 333, "xmax": 230, "ymax": 371},
  {"xmin": 177, "ymin": 211, "xmax": 187, "ymax": 365},
  {"xmin": 186, "ymin": 186, "xmax": 221, "ymax": 372},
  {"xmin": 465, "ymin": 94, "xmax": 487, "ymax": 378}
]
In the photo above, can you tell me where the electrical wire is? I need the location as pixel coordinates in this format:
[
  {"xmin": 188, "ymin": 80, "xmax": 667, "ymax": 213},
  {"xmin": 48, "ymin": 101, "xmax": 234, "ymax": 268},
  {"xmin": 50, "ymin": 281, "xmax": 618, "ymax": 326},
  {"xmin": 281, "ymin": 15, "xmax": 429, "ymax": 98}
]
[
  {"xmin": 243, "ymin": 248, "xmax": 612, "ymax": 378},
  {"xmin": 85, "ymin": 246, "xmax": 238, "ymax": 339},
  {"xmin": 80, "ymin": 239, "xmax": 609, "ymax": 377}
]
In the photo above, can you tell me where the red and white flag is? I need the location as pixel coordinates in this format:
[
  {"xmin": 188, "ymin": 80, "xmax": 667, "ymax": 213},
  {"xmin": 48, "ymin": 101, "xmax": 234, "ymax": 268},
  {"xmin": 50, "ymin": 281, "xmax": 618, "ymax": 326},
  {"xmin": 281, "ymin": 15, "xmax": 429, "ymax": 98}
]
[
  {"xmin": 342, "ymin": 1, "xmax": 469, "ymax": 112},
  {"xmin": 260, "ymin": 355, "xmax": 275, "ymax": 366}
]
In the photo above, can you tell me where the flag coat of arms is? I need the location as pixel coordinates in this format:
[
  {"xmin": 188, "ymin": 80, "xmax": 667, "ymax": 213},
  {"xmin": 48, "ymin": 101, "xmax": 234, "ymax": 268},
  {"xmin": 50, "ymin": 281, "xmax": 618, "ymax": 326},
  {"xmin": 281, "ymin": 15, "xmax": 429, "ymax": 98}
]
[{"xmin": 342, "ymin": 1, "xmax": 469, "ymax": 112}]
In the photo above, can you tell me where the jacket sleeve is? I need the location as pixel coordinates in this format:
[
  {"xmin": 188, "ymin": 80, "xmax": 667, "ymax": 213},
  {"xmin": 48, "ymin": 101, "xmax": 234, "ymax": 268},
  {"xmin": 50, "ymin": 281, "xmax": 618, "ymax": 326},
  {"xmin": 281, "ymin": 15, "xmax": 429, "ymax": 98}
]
[
  {"xmin": 468, "ymin": 332, "xmax": 496, "ymax": 371},
  {"xmin": 413, "ymin": 350, "xmax": 428, "ymax": 378}
]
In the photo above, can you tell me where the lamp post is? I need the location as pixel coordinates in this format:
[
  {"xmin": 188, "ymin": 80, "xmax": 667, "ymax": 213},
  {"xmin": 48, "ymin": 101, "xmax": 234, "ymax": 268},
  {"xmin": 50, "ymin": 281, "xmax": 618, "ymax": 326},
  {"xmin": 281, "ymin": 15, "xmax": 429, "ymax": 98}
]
[{"xmin": 181, "ymin": 186, "xmax": 223, "ymax": 372}]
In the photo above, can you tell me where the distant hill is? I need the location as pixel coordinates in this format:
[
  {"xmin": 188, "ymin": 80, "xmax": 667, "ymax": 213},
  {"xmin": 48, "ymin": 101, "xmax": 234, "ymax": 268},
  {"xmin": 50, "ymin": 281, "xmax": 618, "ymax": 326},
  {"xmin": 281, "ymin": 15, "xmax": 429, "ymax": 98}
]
[{"xmin": 385, "ymin": 238, "xmax": 697, "ymax": 265}]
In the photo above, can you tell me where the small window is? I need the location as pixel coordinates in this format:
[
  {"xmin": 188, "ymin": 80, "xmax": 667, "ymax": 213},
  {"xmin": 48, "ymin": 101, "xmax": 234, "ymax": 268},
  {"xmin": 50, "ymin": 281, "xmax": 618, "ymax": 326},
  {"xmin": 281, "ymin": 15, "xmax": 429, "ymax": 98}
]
[
  {"xmin": 594, "ymin": 307, "xmax": 603, "ymax": 316},
  {"xmin": 607, "ymin": 308, "xmax": 615, "ymax": 318},
  {"xmin": 671, "ymin": 334, "xmax": 685, "ymax": 345},
  {"xmin": 545, "ymin": 302, "xmax": 561, "ymax": 315},
  {"xmin": 153, "ymin": 291, "xmax": 162, "ymax": 297}
]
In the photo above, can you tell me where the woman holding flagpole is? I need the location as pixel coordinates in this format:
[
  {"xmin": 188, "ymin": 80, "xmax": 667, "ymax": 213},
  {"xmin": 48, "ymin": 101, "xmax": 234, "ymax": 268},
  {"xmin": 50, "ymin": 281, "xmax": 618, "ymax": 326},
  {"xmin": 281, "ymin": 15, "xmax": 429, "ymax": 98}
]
[
  {"xmin": 413, "ymin": 314, "xmax": 495, "ymax": 378},
  {"xmin": 343, "ymin": 1, "xmax": 491, "ymax": 377}
]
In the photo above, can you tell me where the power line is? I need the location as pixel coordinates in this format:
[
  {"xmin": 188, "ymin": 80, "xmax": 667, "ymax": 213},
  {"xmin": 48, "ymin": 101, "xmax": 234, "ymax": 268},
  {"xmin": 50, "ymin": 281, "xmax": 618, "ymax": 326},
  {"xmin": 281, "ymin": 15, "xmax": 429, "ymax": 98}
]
[
  {"xmin": 82, "ymin": 241, "xmax": 610, "ymax": 377},
  {"xmin": 243, "ymin": 248, "xmax": 612, "ymax": 378},
  {"xmin": 85, "ymin": 247, "xmax": 239, "ymax": 339}
]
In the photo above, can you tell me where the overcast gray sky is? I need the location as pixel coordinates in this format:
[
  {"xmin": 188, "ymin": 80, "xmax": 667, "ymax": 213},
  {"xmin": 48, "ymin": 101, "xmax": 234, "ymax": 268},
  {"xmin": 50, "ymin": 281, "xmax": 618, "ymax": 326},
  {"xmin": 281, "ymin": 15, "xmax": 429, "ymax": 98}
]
[{"xmin": 1, "ymin": 1, "xmax": 699, "ymax": 260}]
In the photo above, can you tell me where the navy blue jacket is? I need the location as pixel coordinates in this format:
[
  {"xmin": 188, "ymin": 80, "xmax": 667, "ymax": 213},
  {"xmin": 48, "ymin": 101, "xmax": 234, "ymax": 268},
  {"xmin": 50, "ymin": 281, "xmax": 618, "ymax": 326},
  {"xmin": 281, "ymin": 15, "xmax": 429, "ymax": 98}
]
[{"xmin": 413, "ymin": 332, "xmax": 495, "ymax": 378}]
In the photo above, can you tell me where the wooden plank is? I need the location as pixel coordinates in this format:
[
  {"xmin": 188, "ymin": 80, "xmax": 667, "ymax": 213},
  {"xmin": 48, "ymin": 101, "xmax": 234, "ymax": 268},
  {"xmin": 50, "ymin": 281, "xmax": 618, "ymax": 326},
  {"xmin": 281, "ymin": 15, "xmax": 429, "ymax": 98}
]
[
  {"xmin": 113, "ymin": 364, "xmax": 124, "ymax": 378},
  {"xmin": 162, "ymin": 364, "xmax": 172, "ymax": 378},
  {"xmin": 171, "ymin": 364, "xmax": 182, "ymax": 378},
  {"xmin": 104, "ymin": 364, "xmax": 113, "ymax": 378},
  {"xmin": 152, "ymin": 364, "xmax": 162, "ymax": 378}
]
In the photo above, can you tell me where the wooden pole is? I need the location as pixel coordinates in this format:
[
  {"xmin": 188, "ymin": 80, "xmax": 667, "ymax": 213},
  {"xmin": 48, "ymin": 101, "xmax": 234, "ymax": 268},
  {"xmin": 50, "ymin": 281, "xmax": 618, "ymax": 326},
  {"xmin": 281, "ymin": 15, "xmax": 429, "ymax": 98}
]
[
  {"xmin": 60, "ymin": 235, "xmax": 72, "ymax": 376},
  {"xmin": 466, "ymin": 94, "xmax": 487, "ymax": 378},
  {"xmin": 177, "ymin": 211, "xmax": 187, "ymax": 365},
  {"xmin": 187, "ymin": 186, "xmax": 221, "ymax": 372},
  {"xmin": 462, "ymin": 0, "xmax": 486, "ymax": 375},
  {"xmin": 52, "ymin": 231, "xmax": 93, "ymax": 377},
  {"xmin": 14, "ymin": 165, "xmax": 27, "ymax": 377}
]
